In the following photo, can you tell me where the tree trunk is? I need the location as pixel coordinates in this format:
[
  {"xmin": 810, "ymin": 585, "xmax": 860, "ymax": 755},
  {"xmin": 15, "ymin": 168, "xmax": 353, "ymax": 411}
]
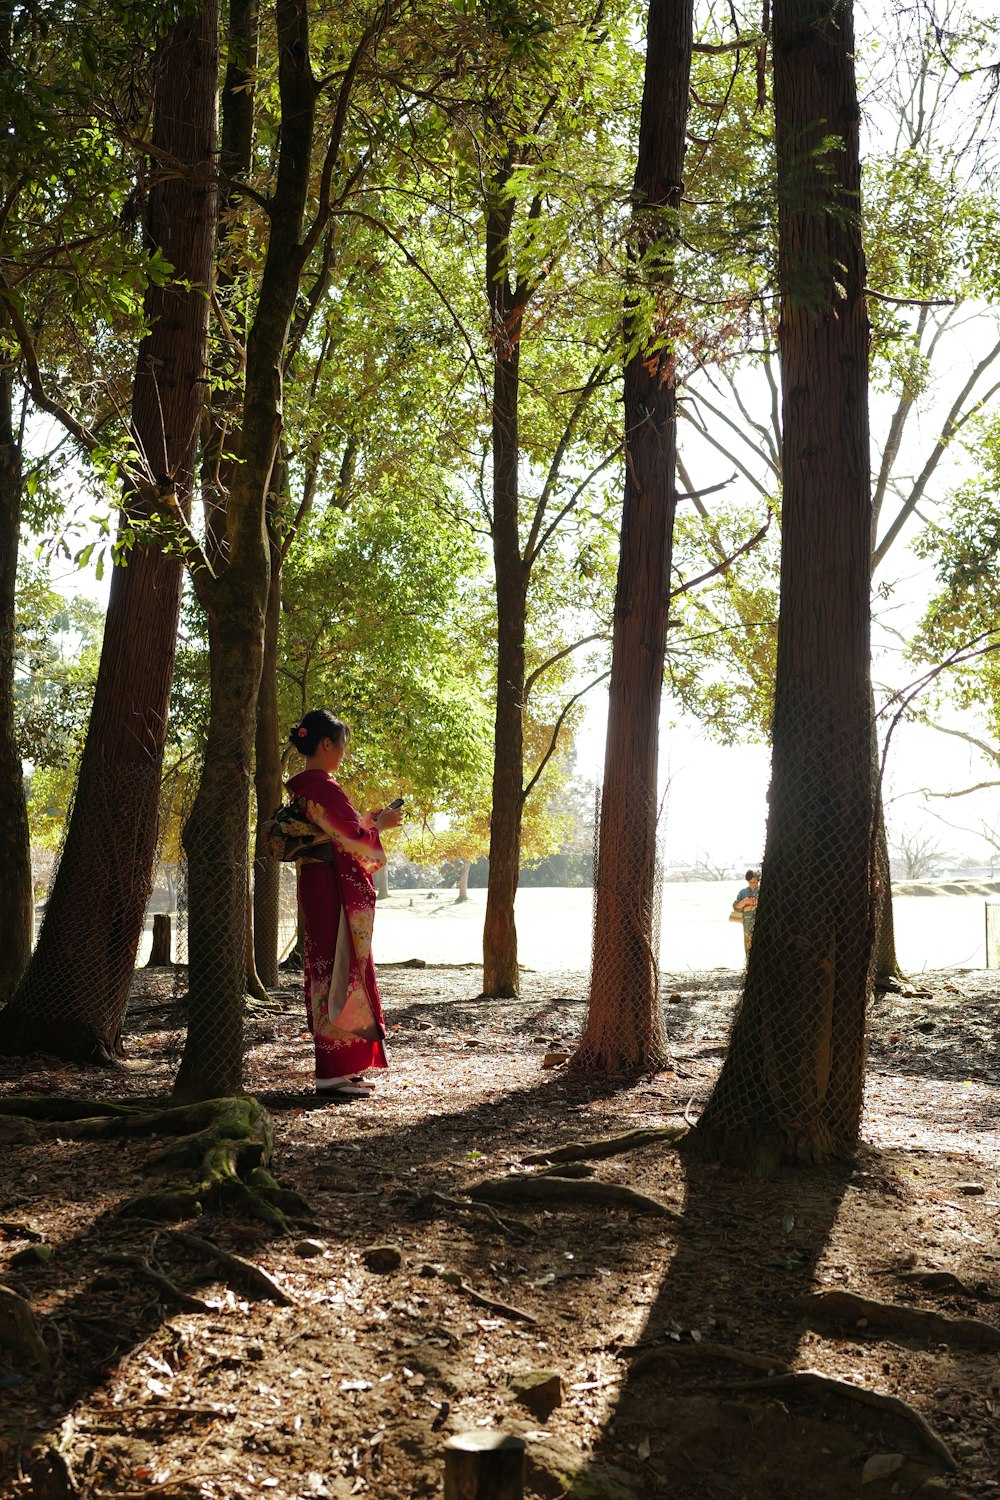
[
  {"xmin": 573, "ymin": 0, "xmax": 693, "ymax": 1072},
  {"xmin": 482, "ymin": 194, "xmax": 527, "ymax": 999},
  {"xmin": 0, "ymin": 2, "xmax": 219, "ymax": 1061},
  {"xmin": 202, "ymin": 0, "xmax": 259, "ymax": 566},
  {"xmin": 0, "ymin": 302, "xmax": 33, "ymax": 1002},
  {"xmin": 694, "ymin": 0, "xmax": 875, "ymax": 1170},
  {"xmin": 173, "ymin": 0, "xmax": 315, "ymax": 1103},
  {"xmin": 252, "ymin": 525, "xmax": 283, "ymax": 987},
  {"xmin": 457, "ymin": 859, "xmax": 471, "ymax": 903}
]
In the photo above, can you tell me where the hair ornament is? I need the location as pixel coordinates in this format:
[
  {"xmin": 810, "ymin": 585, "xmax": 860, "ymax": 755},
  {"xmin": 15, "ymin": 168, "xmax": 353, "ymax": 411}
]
[{"xmin": 296, "ymin": 726, "xmax": 307, "ymax": 738}]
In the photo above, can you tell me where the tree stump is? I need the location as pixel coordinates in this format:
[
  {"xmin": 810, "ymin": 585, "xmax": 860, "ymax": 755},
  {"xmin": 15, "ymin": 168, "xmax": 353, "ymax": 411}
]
[
  {"xmin": 443, "ymin": 1431, "xmax": 525, "ymax": 1499},
  {"xmin": 146, "ymin": 913, "xmax": 173, "ymax": 966}
]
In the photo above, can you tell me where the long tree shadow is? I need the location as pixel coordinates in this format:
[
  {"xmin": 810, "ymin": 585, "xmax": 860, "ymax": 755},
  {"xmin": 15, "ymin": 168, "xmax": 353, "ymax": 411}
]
[
  {"xmin": 3, "ymin": 1004, "xmax": 995, "ymax": 1498},
  {"xmin": 555, "ymin": 1129, "xmax": 988, "ymax": 1500}
]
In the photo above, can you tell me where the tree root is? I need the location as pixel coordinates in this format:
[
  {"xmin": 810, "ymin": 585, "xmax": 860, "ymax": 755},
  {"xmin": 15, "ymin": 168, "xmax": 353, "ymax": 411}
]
[
  {"xmin": 99, "ymin": 1253, "xmax": 213, "ymax": 1314},
  {"xmin": 0, "ymin": 1096, "xmax": 316, "ymax": 1233},
  {"xmin": 431, "ymin": 1266, "xmax": 537, "ymax": 1325},
  {"xmin": 707, "ymin": 1368, "xmax": 955, "ymax": 1470},
  {"xmin": 628, "ymin": 1341, "xmax": 791, "ymax": 1375},
  {"xmin": 521, "ymin": 1125, "xmax": 686, "ymax": 1167},
  {"xmin": 467, "ymin": 1174, "xmax": 678, "ymax": 1217},
  {"xmin": 895, "ymin": 1269, "xmax": 1000, "ymax": 1302},
  {"xmin": 793, "ymin": 1288, "xmax": 1000, "ymax": 1350},
  {"xmin": 0, "ymin": 1282, "xmax": 50, "ymax": 1371},
  {"xmin": 417, "ymin": 1190, "xmax": 537, "ymax": 1239},
  {"xmin": 166, "ymin": 1230, "xmax": 295, "ymax": 1305}
]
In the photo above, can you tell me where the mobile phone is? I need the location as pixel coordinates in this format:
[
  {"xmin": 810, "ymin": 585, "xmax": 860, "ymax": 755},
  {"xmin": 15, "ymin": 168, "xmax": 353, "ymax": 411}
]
[{"xmin": 387, "ymin": 796, "xmax": 404, "ymax": 809}]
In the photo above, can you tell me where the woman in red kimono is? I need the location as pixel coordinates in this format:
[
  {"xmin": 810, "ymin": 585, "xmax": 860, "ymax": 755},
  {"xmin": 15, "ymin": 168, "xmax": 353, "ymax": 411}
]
[{"xmin": 285, "ymin": 710, "xmax": 403, "ymax": 1098}]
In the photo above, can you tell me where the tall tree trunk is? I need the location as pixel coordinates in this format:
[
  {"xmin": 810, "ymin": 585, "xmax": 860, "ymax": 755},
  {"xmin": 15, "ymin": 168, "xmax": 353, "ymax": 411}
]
[
  {"xmin": 573, "ymin": 0, "xmax": 693, "ymax": 1071},
  {"xmin": 482, "ymin": 194, "xmax": 527, "ymax": 998},
  {"xmin": 0, "ymin": 2, "xmax": 219, "ymax": 1060},
  {"xmin": 202, "ymin": 0, "xmax": 259, "ymax": 566},
  {"xmin": 252, "ymin": 522, "xmax": 283, "ymax": 987},
  {"xmin": 0, "ymin": 304, "xmax": 33, "ymax": 1001},
  {"xmin": 173, "ymin": 0, "xmax": 316, "ymax": 1103},
  {"xmin": 694, "ymin": 0, "xmax": 875, "ymax": 1170}
]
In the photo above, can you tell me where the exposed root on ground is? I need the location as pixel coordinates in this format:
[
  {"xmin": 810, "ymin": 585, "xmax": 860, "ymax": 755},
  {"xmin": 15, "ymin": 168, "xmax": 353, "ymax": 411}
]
[
  {"xmin": 428, "ymin": 1266, "xmax": 537, "ymax": 1325},
  {"xmin": 416, "ymin": 1190, "xmax": 536, "ymax": 1239},
  {"xmin": 793, "ymin": 1288, "xmax": 1000, "ymax": 1349},
  {"xmin": 629, "ymin": 1342, "xmax": 790, "ymax": 1374},
  {"xmin": 167, "ymin": 1230, "xmax": 295, "ymax": 1305},
  {"xmin": 467, "ymin": 1174, "xmax": 678, "ymax": 1217},
  {"xmin": 99, "ymin": 1251, "xmax": 214, "ymax": 1314},
  {"xmin": 0, "ymin": 1096, "xmax": 316, "ymax": 1233},
  {"xmin": 709, "ymin": 1368, "xmax": 956, "ymax": 1470},
  {"xmin": 520, "ymin": 1124, "xmax": 686, "ymax": 1166},
  {"xmin": 895, "ymin": 1268, "xmax": 1000, "ymax": 1302}
]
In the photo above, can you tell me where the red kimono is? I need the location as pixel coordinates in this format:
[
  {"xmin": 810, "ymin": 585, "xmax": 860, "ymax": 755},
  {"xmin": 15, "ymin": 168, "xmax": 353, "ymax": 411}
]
[{"xmin": 285, "ymin": 770, "xmax": 388, "ymax": 1087}]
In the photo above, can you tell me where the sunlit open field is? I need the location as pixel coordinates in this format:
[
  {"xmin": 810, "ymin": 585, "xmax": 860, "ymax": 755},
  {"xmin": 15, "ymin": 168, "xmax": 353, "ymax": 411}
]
[{"xmin": 373, "ymin": 879, "xmax": 997, "ymax": 975}]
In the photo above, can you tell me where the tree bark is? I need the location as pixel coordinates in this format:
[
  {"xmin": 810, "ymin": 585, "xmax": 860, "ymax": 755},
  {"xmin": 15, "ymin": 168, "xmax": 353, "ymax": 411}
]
[
  {"xmin": 694, "ymin": 0, "xmax": 875, "ymax": 1169},
  {"xmin": 252, "ymin": 522, "xmax": 283, "ymax": 988},
  {"xmin": 573, "ymin": 0, "xmax": 693, "ymax": 1071},
  {"xmin": 482, "ymin": 193, "xmax": 527, "ymax": 998},
  {"xmin": 202, "ymin": 0, "xmax": 259, "ymax": 567},
  {"xmin": 0, "ymin": 2, "xmax": 219, "ymax": 1060},
  {"xmin": 457, "ymin": 859, "xmax": 471, "ymax": 903},
  {"xmin": 0, "ymin": 302, "xmax": 33, "ymax": 1002},
  {"xmin": 173, "ymin": 0, "xmax": 316, "ymax": 1103}
]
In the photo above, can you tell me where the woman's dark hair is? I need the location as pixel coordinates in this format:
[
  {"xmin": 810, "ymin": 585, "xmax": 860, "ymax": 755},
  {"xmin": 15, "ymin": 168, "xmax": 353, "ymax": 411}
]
[
  {"xmin": 289, "ymin": 710, "xmax": 349, "ymax": 757},
  {"xmin": 745, "ymin": 868, "xmax": 759, "ymax": 882}
]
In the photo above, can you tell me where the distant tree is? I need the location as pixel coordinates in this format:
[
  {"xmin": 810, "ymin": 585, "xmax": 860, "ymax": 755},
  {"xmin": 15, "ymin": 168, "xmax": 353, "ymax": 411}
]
[{"xmin": 890, "ymin": 828, "xmax": 951, "ymax": 880}]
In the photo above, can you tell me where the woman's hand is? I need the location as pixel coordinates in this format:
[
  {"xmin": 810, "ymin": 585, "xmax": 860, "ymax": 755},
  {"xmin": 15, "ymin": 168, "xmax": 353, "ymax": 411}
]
[{"xmin": 373, "ymin": 804, "xmax": 404, "ymax": 833}]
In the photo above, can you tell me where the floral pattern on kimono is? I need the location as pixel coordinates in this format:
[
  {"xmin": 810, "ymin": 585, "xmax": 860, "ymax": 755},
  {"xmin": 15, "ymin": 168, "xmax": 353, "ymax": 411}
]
[{"xmin": 285, "ymin": 769, "xmax": 389, "ymax": 1083}]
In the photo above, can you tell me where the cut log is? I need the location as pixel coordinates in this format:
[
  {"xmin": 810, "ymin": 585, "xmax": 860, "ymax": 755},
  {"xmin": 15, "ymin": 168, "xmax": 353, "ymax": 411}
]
[
  {"xmin": 146, "ymin": 913, "xmax": 173, "ymax": 966},
  {"xmin": 444, "ymin": 1431, "xmax": 525, "ymax": 1500}
]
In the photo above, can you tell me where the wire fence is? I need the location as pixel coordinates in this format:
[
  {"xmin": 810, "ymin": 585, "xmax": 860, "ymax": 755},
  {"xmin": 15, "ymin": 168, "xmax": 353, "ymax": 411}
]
[{"xmin": 694, "ymin": 695, "xmax": 880, "ymax": 1151}]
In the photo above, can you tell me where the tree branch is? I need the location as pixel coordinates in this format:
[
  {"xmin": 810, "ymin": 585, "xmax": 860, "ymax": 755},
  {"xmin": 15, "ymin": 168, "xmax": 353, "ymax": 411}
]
[
  {"xmin": 524, "ymin": 633, "xmax": 608, "ymax": 699},
  {"xmin": 873, "ymin": 333, "xmax": 1000, "ymax": 571},
  {"xmin": 669, "ymin": 511, "xmax": 771, "ymax": 600},
  {"xmin": 523, "ymin": 670, "xmax": 611, "ymax": 801}
]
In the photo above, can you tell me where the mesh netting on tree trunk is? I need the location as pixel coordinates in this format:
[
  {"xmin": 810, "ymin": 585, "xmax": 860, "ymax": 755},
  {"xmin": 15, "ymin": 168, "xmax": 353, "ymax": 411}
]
[
  {"xmin": 6, "ymin": 760, "xmax": 163, "ymax": 1059},
  {"xmin": 695, "ymin": 690, "xmax": 880, "ymax": 1162},
  {"xmin": 172, "ymin": 849, "xmax": 298, "ymax": 986},
  {"xmin": 576, "ymin": 779, "xmax": 668, "ymax": 1072}
]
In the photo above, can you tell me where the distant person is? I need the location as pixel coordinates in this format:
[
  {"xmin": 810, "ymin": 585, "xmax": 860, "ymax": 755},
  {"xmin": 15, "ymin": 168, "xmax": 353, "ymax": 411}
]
[
  {"xmin": 733, "ymin": 869, "xmax": 759, "ymax": 958},
  {"xmin": 285, "ymin": 710, "xmax": 403, "ymax": 1099}
]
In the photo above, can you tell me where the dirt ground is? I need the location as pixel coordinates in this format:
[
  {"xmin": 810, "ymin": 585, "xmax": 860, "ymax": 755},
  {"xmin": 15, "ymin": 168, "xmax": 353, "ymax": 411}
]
[{"xmin": 1, "ymin": 961, "xmax": 998, "ymax": 1500}]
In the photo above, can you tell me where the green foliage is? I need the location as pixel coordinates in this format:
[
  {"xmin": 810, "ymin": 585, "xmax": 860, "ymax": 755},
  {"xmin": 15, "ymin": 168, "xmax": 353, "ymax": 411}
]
[
  {"xmin": 910, "ymin": 416, "xmax": 1000, "ymax": 738},
  {"xmin": 277, "ymin": 493, "xmax": 495, "ymax": 856}
]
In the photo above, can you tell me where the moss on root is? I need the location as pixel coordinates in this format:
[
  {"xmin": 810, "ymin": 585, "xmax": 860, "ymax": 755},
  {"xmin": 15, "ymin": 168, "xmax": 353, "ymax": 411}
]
[{"xmin": 0, "ymin": 1095, "xmax": 315, "ymax": 1232}]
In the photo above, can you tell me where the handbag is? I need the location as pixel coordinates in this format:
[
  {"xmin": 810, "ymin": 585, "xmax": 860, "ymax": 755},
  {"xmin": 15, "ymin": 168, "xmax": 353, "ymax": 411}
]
[{"xmin": 728, "ymin": 908, "xmax": 744, "ymax": 923}]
